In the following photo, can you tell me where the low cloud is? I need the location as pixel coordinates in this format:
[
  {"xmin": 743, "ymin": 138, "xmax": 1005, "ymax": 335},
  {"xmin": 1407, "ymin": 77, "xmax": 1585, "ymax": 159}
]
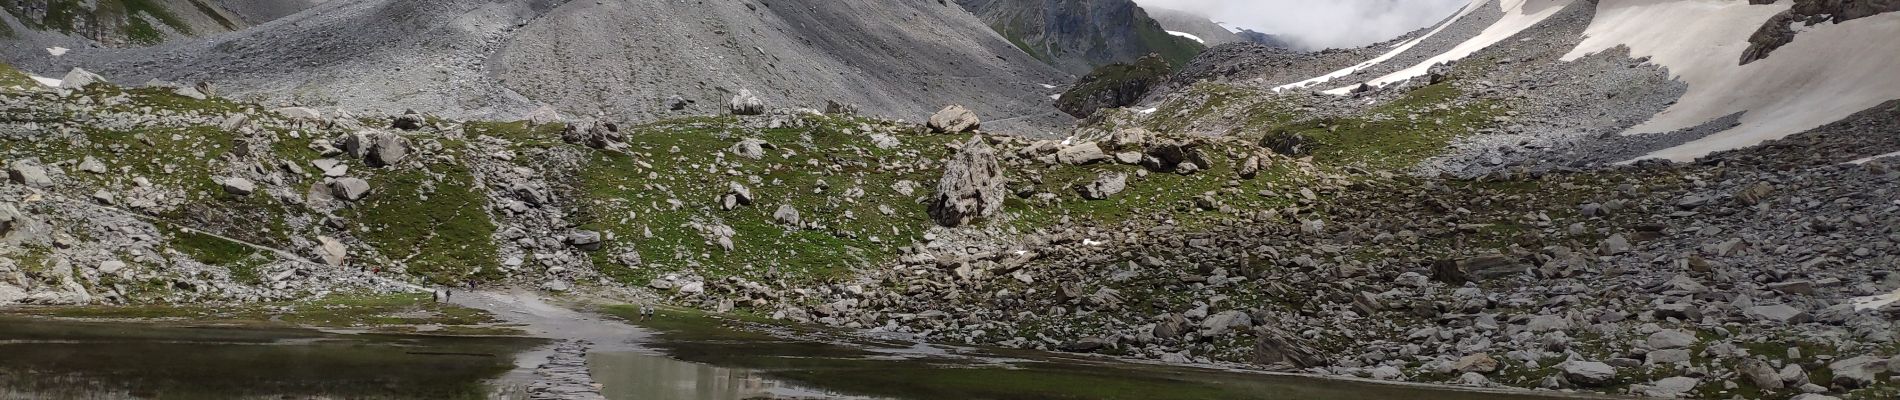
[{"xmin": 1135, "ymin": 0, "xmax": 1469, "ymax": 50}]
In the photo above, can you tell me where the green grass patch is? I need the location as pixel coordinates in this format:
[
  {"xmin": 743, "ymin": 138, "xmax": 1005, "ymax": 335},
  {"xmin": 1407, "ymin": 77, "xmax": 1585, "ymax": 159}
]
[
  {"xmin": 0, "ymin": 63, "xmax": 33, "ymax": 89},
  {"xmin": 344, "ymin": 142, "xmax": 500, "ymax": 285},
  {"xmin": 567, "ymin": 116, "xmax": 957, "ymax": 286},
  {"xmin": 1266, "ymin": 83, "xmax": 1501, "ymax": 170}
]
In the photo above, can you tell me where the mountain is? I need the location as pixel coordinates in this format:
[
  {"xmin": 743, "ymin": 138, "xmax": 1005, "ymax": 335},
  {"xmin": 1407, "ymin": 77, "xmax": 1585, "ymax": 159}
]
[
  {"xmin": 1141, "ymin": 7, "xmax": 1246, "ymax": 46},
  {"xmin": 0, "ymin": 0, "xmax": 1074, "ymax": 133},
  {"xmin": 954, "ymin": 0, "xmax": 1204, "ymax": 74},
  {"xmin": 1144, "ymin": 6, "xmax": 1295, "ymax": 49}
]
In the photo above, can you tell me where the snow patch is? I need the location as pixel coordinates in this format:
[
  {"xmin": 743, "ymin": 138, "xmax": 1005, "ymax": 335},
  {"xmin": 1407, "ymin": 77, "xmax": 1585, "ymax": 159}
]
[
  {"xmin": 1273, "ymin": 0, "xmax": 1492, "ymax": 93},
  {"xmin": 1322, "ymin": 0, "xmax": 1576, "ymax": 95},
  {"xmin": 1565, "ymin": 0, "xmax": 1900, "ymax": 162},
  {"xmin": 1137, "ymin": 107, "xmax": 1158, "ymax": 114},
  {"xmin": 1166, "ymin": 31, "xmax": 1206, "ymax": 44},
  {"xmin": 30, "ymin": 76, "xmax": 62, "ymax": 87},
  {"xmin": 1847, "ymin": 151, "xmax": 1900, "ymax": 165},
  {"xmin": 1039, "ymin": 83, "xmax": 1057, "ymax": 89},
  {"xmin": 1852, "ymin": 289, "xmax": 1900, "ymax": 312},
  {"xmin": 1049, "ymin": 93, "xmax": 1062, "ymax": 100},
  {"xmin": 46, "ymin": 47, "xmax": 69, "ymax": 57}
]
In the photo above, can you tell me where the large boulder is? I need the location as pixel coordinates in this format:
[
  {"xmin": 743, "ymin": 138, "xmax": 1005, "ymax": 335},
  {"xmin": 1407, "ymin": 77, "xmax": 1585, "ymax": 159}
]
[
  {"xmin": 59, "ymin": 68, "xmax": 106, "ymax": 89},
  {"xmin": 561, "ymin": 120, "xmax": 627, "ymax": 151},
  {"xmin": 1251, "ymin": 324, "xmax": 1326, "ymax": 368},
  {"xmin": 339, "ymin": 130, "xmax": 409, "ymax": 167},
  {"xmin": 926, "ymin": 105, "xmax": 981, "ymax": 133},
  {"xmin": 1056, "ymin": 142, "xmax": 1109, "ymax": 165},
  {"xmin": 221, "ymin": 177, "xmax": 257, "ymax": 196},
  {"xmin": 729, "ymin": 89, "xmax": 766, "ymax": 115},
  {"xmin": 316, "ymin": 236, "xmax": 348, "ymax": 266},
  {"xmin": 6, "ymin": 162, "xmax": 52, "ymax": 188},
  {"xmin": 928, "ymin": 137, "xmax": 1005, "ymax": 227},
  {"xmin": 329, "ymin": 178, "xmax": 372, "ymax": 201},
  {"xmin": 1078, "ymin": 172, "xmax": 1127, "ymax": 200},
  {"xmin": 1561, "ymin": 360, "xmax": 1618, "ymax": 386}
]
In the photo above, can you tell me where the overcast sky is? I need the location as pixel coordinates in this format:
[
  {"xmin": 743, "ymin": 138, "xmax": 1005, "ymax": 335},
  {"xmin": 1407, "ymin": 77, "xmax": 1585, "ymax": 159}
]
[{"xmin": 1134, "ymin": 0, "xmax": 1469, "ymax": 51}]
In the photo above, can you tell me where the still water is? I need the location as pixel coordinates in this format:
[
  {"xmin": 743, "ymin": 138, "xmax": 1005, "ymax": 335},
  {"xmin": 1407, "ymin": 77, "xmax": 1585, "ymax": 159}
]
[{"xmin": 0, "ymin": 316, "xmax": 1608, "ymax": 400}]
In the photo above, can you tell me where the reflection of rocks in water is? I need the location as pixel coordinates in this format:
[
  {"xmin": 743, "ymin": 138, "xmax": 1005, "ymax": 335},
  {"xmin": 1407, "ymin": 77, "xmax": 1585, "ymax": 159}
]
[
  {"xmin": 589, "ymin": 352, "xmax": 883, "ymax": 400},
  {"xmin": 528, "ymin": 340, "xmax": 607, "ymax": 400}
]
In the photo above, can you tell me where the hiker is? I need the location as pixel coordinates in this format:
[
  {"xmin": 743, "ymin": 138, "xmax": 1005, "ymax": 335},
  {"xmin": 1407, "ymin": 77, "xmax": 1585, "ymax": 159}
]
[{"xmin": 639, "ymin": 304, "xmax": 655, "ymax": 321}]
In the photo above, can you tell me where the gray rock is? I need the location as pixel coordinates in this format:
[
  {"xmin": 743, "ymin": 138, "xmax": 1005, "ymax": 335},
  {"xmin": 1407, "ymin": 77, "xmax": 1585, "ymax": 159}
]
[
  {"xmin": 316, "ymin": 236, "xmax": 348, "ymax": 266},
  {"xmin": 926, "ymin": 105, "xmax": 981, "ymax": 133},
  {"xmin": 1646, "ymin": 349, "xmax": 1691, "ymax": 365},
  {"xmin": 1056, "ymin": 142, "xmax": 1109, "ymax": 165},
  {"xmin": 221, "ymin": 177, "xmax": 257, "ymax": 196},
  {"xmin": 1738, "ymin": 358, "xmax": 1784, "ymax": 390},
  {"xmin": 1743, "ymin": 304, "xmax": 1811, "ymax": 324},
  {"xmin": 568, "ymin": 230, "xmax": 603, "ymax": 251},
  {"xmin": 1200, "ymin": 310, "xmax": 1252, "ymax": 336},
  {"xmin": 1454, "ymin": 353, "xmax": 1500, "ymax": 373},
  {"xmin": 59, "ymin": 68, "xmax": 106, "ymax": 89},
  {"xmin": 1634, "ymin": 376, "xmax": 1698, "ymax": 397},
  {"xmin": 1078, "ymin": 172, "xmax": 1128, "ymax": 200},
  {"xmin": 1647, "ymin": 330, "xmax": 1697, "ymax": 349},
  {"xmin": 364, "ymin": 131, "xmax": 410, "ymax": 167},
  {"xmin": 1828, "ymin": 355, "xmax": 1883, "ymax": 388},
  {"xmin": 1561, "ymin": 360, "xmax": 1617, "ymax": 386},
  {"xmin": 1153, "ymin": 313, "xmax": 1188, "ymax": 339},
  {"xmin": 562, "ymin": 120, "xmax": 627, "ymax": 151},
  {"xmin": 1600, "ymin": 234, "xmax": 1632, "ymax": 255},
  {"xmin": 774, "ymin": 204, "xmax": 802, "ymax": 226},
  {"xmin": 928, "ymin": 137, "xmax": 1005, "ymax": 227},
  {"xmin": 274, "ymin": 107, "xmax": 323, "ymax": 120},
  {"xmin": 6, "ymin": 162, "xmax": 52, "ymax": 188},
  {"xmin": 729, "ymin": 89, "xmax": 766, "ymax": 115},
  {"xmin": 329, "ymin": 178, "xmax": 372, "ymax": 201},
  {"xmin": 729, "ymin": 139, "xmax": 769, "ymax": 160},
  {"xmin": 76, "ymin": 157, "xmax": 106, "ymax": 174}
]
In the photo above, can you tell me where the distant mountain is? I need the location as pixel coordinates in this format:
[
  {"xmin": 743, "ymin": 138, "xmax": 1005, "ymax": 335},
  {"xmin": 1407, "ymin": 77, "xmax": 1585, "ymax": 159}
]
[
  {"xmin": 3, "ymin": 0, "xmax": 1074, "ymax": 132},
  {"xmin": 1142, "ymin": 7, "xmax": 1246, "ymax": 46},
  {"xmin": 954, "ymin": 0, "xmax": 1204, "ymax": 75}
]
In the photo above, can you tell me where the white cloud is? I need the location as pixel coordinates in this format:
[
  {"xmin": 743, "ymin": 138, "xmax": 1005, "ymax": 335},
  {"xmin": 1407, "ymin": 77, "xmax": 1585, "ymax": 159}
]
[{"xmin": 1136, "ymin": 0, "xmax": 1470, "ymax": 50}]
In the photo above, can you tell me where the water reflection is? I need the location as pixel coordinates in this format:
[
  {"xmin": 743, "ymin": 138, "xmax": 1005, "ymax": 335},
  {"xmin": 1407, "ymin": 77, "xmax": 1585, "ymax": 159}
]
[
  {"xmin": 590, "ymin": 352, "xmax": 883, "ymax": 400},
  {"xmin": 0, "ymin": 318, "xmax": 543, "ymax": 400}
]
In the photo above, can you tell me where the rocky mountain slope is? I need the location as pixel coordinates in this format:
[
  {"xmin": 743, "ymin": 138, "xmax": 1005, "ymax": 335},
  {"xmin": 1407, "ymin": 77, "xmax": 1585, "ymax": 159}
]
[
  {"xmin": 955, "ymin": 0, "xmax": 1205, "ymax": 74},
  {"xmin": 0, "ymin": 0, "xmax": 1073, "ymax": 134}
]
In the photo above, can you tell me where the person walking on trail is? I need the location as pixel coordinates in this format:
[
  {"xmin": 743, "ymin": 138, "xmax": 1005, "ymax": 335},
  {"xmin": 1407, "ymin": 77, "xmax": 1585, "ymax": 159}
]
[{"xmin": 639, "ymin": 304, "xmax": 655, "ymax": 321}]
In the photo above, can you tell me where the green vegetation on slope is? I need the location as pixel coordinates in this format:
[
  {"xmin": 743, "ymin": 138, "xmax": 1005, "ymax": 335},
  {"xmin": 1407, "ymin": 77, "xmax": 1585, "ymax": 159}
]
[
  {"xmin": 1056, "ymin": 54, "xmax": 1174, "ymax": 118},
  {"xmin": 0, "ymin": 63, "xmax": 33, "ymax": 88},
  {"xmin": 343, "ymin": 140, "xmax": 500, "ymax": 285},
  {"xmin": 1264, "ymin": 83, "xmax": 1502, "ymax": 169},
  {"xmin": 568, "ymin": 117, "xmax": 959, "ymax": 285},
  {"xmin": 1, "ymin": 0, "xmax": 196, "ymax": 45}
]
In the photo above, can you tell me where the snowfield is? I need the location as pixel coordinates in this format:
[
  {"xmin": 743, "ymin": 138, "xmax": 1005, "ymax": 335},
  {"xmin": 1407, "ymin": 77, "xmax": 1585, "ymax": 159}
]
[
  {"xmin": 1565, "ymin": 0, "xmax": 1900, "ymax": 162},
  {"xmin": 1273, "ymin": 0, "xmax": 1491, "ymax": 93},
  {"xmin": 1166, "ymin": 31, "xmax": 1206, "ymax": 44},
  {"xmin": 1322, "ymin": 0, "xmax": 1576, "ymax": 95}
]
